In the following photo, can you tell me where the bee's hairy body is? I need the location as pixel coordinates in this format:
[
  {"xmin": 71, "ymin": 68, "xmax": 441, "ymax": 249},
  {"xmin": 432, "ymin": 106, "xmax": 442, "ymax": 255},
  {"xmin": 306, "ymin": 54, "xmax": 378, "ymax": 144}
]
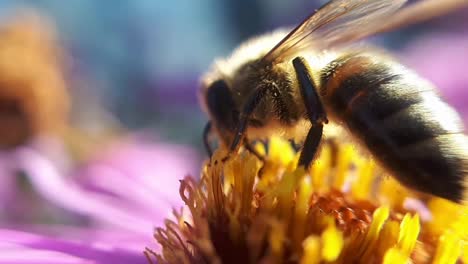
[
  {"xmin": 231, "ymin": 58, "xmax": 306, "ymax": 139},
  {"xmin": 201, "ymin": 30, "xmax": 468, "ymax": 203},
  {"xmin": 322, "ymin": 52, "xmax": 468, "ymax": 201},
  {"xmin": 202, "ymin": 31, "xmax": 314, "ymax": 145}
]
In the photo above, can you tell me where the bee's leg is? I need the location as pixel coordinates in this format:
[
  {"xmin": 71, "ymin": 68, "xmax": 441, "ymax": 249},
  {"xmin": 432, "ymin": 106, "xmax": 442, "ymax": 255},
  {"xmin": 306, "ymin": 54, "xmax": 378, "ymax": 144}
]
[
  {"xmin": 203, "ymin": 121, "xmax": 213, "ymax": 157},
  {"xmin": 289, "ymin": 139, "xmax": 301, "ymax": 152},
  {"xmin": 243, "ymin": 138, "xmax": 267, "ymax": 178},
  {"xmin": 227, "ymin": 86, "xmax": 270, "ymax": 159},
  {"xmin": 293, "ymin": 56, "xmax": 328, "ymax": 168},
  {"xmin": 243, "ymin": 137, "xmax": 265, "ymax": 162},
  {"xmin": 299, "ymin": 124, "xmax": 324, "ymax": 168}
]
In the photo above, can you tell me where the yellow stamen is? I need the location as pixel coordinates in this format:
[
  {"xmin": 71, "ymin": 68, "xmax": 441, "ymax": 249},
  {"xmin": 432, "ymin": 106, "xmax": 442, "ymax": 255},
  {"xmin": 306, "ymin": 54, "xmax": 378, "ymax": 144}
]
[
  {"xmin": 310, "ymin": 144, "xmax": 331, "ymax": 192},
  {"xmin": 378, "ymin": 177, "xmax": 409, "ymax": 208},
  {"xmin": 462, "ymin": 241, "xmax": 467, "ymax": 263},
  {"xmin": 275, "ymin": 167, "xmax": 304, "ymax": 219},
  {"xmin": 333, "ymin": 144, "xmax": 354, "ymax": 190},
  {"xmin": 301, "ymin": 236, "xmax": 321, "ymax": 264},
  {"xmin": 293, "ymin": 176, "xmax": 314, "ymax": 249},
  {"xmin": 269, "ymin": 136, "xmax": 295, "ymax": 167},
  {"xmin": 432, "ymin": 231, "xmax": 462, "ymax": 264},
  {"xmin": 321, "ymin": 221, "xmax": 344, "ymax": 261},
  {"xmin": 256, "ymin": 136, "xmax": 297, "ymax": 192},
  {"xmin": 351, "ymin": 158, "xmax": 376, "ymax": 200},
  {"xmin": 426, "ymin": 197, "xmax": 468, "ymax": 237},
  {"xmin": 269, "ymin": 221, "xmax": 286, "ymax": 260},
  {"xmin": 151, "ymin": 136, "xmax": 468, "ymax": 264},
  {"xmin": 367, "ymin": 206, "xmax": 390, "ymax": 243},
  {"xmin": 383, "ymin": 247, "xmax": 408, "ymax": 264},
  {"xmin": 359, "ymin": 206, "xmax": 390, "ymax": 261},
  {"xmin": 397, "ymin": 214, "xmax": 420, "ymax": 257}
]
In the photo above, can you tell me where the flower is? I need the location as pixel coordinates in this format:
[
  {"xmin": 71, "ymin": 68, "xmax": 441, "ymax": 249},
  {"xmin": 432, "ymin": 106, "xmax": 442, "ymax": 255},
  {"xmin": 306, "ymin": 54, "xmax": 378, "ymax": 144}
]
[
  {"xmin": 152, "ymin": 134, "xmax": 468, "ymax": 263},
  {"xmin": 2, "ymin": 134, "xmax": 465, "ymax": 264},
  {"xmin": 55, "ymin": 136, "xmax": 199, "ymax": 237},
  {"xmin": 0, "ymin": 137, "xmax": 84, "ymax": 224},
  {"xmin": 0, "ymin": 10, "xmax": 204, "ymax": 263},
  {"xmin": 0, "ymin": 10, "xmax": 71, "ymax": 224},
  {"xmin": 0, "ymin": 10, "xmax": 69, "ymax": 149},
  {"xmin": 0, "ymin": 229, "xmax": 147, "ymax": 264},
  {"xmin": 0, "ymin": 136, "xmax": 199, "ymax": 263}
]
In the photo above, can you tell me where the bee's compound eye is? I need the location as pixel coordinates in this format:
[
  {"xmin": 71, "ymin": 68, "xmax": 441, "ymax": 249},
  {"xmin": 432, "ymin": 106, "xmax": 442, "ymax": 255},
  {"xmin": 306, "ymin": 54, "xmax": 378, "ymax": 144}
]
[{"xmin": 206, "ymin": 80, "xmax": 238, "ymax": 130}]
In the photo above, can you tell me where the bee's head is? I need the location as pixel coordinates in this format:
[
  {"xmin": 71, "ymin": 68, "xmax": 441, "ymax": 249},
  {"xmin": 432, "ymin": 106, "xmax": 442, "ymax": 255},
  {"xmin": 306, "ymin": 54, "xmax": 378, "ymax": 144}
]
[{"xmin": 202, "ymin": 79, "xmax": 239, "ymax": 145}]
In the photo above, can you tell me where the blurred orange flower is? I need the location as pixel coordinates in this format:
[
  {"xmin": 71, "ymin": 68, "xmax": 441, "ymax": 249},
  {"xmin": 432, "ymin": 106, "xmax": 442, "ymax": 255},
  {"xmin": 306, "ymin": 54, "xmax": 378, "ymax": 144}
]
[{"xmin": 0, "ymin": 10, "xmax": 69, "ymax": 148}]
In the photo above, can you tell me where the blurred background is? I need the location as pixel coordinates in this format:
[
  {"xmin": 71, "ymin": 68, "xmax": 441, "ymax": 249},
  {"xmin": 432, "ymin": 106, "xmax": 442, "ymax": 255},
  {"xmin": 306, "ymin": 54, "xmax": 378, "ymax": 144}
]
[{"xmin": 0, "ymin": 0, "xmax": 466, "ymax": 153}]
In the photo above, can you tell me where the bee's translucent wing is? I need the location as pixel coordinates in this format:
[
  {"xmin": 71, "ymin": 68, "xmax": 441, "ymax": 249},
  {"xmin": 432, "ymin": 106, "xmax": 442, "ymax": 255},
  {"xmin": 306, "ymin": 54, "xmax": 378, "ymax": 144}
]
[
  {"xmin": 263, "ymin": 0, "xmax": 406, "ymax": 62},
  {"xmin": 377, "ymin": 0, "xmax": 468, "ymax": 34}
]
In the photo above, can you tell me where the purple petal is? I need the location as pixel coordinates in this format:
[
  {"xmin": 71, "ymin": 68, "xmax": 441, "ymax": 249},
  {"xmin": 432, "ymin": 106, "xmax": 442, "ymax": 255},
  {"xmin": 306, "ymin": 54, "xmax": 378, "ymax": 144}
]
[
  {"xmin": 77, "ymin": 139, "xmax": 197, "ymax": 215},
  {"xmin": 5, "ymin": 224, "xmax": 160, "ymax": 253},
  {"xmin": 0, "ymin": 229, "xmax": 147, "ymax": 264},
  {"xmin": 15, "ymin": 146, "xmax": 159, "ymax": 236},
  {"xmin": 0, "ymin": 152, "xmax": 17, "ymax": 218},
  {"xmin": 0, "ymin": 140, "xmax": 83, "ymax": 225},
  {"xmin": 13, "ymin": 137, "xmax": 197, "ymax": 249},
  {"xmin": 400, "ymin": 34, "xmax": 468, "ymax": 120}
]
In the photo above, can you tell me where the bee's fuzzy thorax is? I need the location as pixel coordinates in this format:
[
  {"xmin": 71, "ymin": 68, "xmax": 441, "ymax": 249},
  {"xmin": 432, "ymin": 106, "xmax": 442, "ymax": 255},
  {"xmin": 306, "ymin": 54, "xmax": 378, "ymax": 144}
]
[
  {"xmin": 201, "ymin": 29, "xmax": 290, "ymax": 87},
  {"xmin": 198, "ymin": 29, "xmax": 289, "ymax": 115}
]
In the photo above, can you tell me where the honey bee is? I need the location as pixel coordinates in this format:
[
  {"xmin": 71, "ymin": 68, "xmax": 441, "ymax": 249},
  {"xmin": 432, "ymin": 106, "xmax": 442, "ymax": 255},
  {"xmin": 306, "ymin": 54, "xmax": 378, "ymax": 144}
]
[{"xmin": 200, "ymin": 0, "xmax": 468, "ymax": 203}]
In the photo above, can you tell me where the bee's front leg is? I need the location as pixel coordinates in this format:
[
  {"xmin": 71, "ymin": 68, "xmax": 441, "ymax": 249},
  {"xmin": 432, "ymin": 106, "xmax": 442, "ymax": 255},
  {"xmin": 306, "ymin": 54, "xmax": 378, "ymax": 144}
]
[
  {"xmin": 224, "ymin": 86, "xmax": 270, "ymax": 162},
  {"xmin": 293, "ymin": 56, "xmax": 328, "ymax": 169}
]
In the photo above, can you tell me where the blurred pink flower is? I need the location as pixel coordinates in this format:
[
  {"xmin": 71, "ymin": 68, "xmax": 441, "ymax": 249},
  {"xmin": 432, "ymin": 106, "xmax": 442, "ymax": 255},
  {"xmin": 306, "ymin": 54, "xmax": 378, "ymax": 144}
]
[
  {"xmin": 0, "ymin": 136, "xmax": 198, "ymax": 263},
  {"xmin": 0, "ymin": 229, "xmax": 148, "ymax": 264},
  {"xmin": 0, "ymin": 138, "xmax": 81, "ymax": 225},
  {"xmin": 400, "ymin": 33, "xmax": 468, "ymax": 122}
]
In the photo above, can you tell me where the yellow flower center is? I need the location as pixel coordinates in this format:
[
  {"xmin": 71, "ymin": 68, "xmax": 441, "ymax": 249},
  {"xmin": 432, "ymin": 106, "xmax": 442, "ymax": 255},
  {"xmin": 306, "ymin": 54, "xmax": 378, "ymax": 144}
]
[{"xmin": 148, "ymin": 136, "xmax": 467, "ymax": 264}]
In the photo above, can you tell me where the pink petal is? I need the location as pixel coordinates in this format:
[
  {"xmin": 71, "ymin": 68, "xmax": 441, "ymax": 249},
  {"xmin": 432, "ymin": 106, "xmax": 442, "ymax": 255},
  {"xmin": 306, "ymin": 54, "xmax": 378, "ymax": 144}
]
[
  {"xmin": 0, "ymin": 229, "xmax": 147, "ymax": 264},
  {"xmin": 13, "ymin": 138, "xmax": 197, "ymax": 252},
  {"xmin": 15, "ymin": 147, "xmax": 156, "ymax": 235}
]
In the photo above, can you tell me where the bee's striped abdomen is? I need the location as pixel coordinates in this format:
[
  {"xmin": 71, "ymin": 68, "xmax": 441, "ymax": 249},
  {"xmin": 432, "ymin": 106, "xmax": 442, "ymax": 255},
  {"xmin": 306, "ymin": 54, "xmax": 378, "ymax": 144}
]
[{"xmin": 321, "ymin": 53, "xmax": 468, "ymax": 202}]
